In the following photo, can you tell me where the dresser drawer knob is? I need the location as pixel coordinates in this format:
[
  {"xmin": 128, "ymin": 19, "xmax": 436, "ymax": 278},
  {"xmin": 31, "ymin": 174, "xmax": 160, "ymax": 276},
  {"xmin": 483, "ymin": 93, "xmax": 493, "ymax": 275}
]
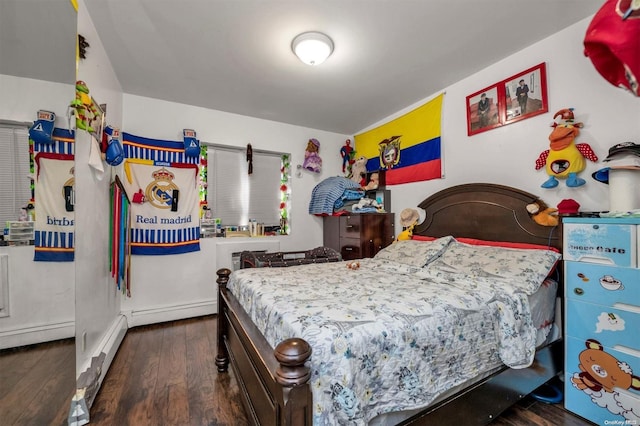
[
  {"xmin": 574, "ymin": 288, "xmax": 584, "ymax": 296},
  {"xmin": 592, "ymin": 225, "xmax": 599, "ymax": 230}
]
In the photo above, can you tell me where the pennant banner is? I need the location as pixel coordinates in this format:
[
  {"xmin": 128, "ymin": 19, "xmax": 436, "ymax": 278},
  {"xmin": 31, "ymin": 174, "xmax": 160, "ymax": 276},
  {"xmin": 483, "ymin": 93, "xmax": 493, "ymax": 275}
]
[
  {"xmin": 121, "ymin": 133, "xmax": 200, "ymax": 255},
  {"xmin": 354, "ymin": 93, "xmax": 443, "ymax": 185},
  {"xmin": 122, "ymin": 132, "xmax": 199, "ymax": 165},
  {"xmin": 33, "ymin": 153, "xmax": 75, "ymax": 262}
]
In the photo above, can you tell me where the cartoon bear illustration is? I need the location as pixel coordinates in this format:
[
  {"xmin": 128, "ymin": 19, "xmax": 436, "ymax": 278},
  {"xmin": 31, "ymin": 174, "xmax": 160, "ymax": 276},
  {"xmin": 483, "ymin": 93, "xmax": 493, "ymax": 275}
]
[{"xmin": 571, "ymin": 339, "xmax": 640, "ymax": 421}]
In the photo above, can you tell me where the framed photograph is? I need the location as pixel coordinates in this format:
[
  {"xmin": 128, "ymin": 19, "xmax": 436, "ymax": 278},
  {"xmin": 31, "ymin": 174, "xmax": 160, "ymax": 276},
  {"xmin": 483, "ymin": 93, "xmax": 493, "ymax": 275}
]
[
  {"xmin": 466, "ymin": 85, "xmax": 501, "ymax": 136},
  {"xmin": 500, "ymin": 62, "xmax": 548, "ymax": 125},
  {"xmin": 91, "ymin": 100, "xmax": 106, "ymax": 139}
]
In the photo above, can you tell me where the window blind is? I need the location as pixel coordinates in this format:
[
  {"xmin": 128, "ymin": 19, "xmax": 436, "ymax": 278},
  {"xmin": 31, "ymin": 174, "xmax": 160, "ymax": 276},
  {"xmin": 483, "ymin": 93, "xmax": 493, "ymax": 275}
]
[
  {"xmin": 0, "ymin": 125, "xmax": 31, "ymax": 225},
  {"xmin": 207, "ymin": 146, "xmax": 281, "ymax": 227}
]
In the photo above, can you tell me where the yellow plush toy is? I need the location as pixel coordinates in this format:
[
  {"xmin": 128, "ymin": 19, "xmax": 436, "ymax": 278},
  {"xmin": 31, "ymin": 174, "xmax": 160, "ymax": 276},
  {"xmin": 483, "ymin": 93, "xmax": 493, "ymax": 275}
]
[
  {"xmin": 534, "ymin": 108, "xmax": 598, "ymax": 188},
  {"xmin": 396, "ymin": 208, "xmax": 420, "ymax": 241},
  {"xmin": 526, "ymin": 200, "xmax": 559, "ymax": 227},
  {"xmin": 396, "ymin": 224, "xmax": 415, "ymax": 241}
]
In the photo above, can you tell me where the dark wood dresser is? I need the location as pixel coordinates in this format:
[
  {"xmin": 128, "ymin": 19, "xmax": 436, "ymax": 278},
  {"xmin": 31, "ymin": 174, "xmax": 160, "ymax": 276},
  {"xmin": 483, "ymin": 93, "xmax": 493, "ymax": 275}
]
[{"xmin": 323, "ymin": 213, "xmax": 395, "ymax": 260}]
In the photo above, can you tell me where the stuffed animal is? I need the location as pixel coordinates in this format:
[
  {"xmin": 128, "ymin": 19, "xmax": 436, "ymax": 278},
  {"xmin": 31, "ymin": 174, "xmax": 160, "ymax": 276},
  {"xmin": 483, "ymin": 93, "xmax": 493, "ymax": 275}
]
[
  {"xmin": 346, "ymin": 260, "xmax": 360, "ymax": 270},
  {"xmin": 535, "ymin": 108, "xmax": 598, "ymax": 188},
  {"xmin": 396, "ymin": 208, "xmax": 420, "ymax": 241},
  {"xmin": 363, "ymin": 172, "xmax": 379, "ymax": 191},
  {"xmin": 70, "ymin": 80, "xmax": 102, "ymax": 132},
  {"xmin": 396, "ymin": 223, "xmax": 415, "ymax": 241},
  {"xmin": 352, "ymin": 197, "xmax": 382, "ymax": 212},
  {"xmin": 526, "ymin": 200, "xmax": 559, "ymax": 227},
  {"xmin": 350, "ymin": 156, "xmax": 367, "ymax": 185}
]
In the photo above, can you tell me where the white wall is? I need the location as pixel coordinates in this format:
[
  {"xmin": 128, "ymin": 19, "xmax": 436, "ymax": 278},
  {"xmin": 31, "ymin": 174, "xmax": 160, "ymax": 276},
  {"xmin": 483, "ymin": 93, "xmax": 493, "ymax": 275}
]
[
  {"xmin": 0, "ymin": 75, "xmax": 75, "ymax": 349},
  {"xmin": 75, "ymin": 0, "xmax": 126, "ymax": 377},
  {"xmin": 0, "ymin": 246, "xmax": 74, "ymax": 349},
  {"xmin": 123, "ymin": 238, "xmax": 281, "ymax": 327},
  {"xmin": 376, "ymin": 17, "xmax": 640, "ymax": 222},
  {"xmin": 120, "ymin": 94, "xmax": 350, "ymax": 324},
  {"xmin": 0, "ymin": 75, "xmax": 74, "ymax": 129}
]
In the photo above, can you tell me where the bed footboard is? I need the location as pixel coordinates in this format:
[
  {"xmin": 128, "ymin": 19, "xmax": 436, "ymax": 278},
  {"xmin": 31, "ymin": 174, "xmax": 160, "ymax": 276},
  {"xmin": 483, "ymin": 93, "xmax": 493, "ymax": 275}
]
[{"xmin": 216, "ymin": 268, "xmax": 313, "ymax": 425}]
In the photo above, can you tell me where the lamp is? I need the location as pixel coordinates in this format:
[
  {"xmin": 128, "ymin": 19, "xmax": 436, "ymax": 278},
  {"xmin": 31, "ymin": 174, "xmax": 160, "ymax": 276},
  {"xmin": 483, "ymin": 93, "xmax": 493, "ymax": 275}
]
[{"xmin": 292, "ymin": 32, "xmax": 334, "ymax": 66}]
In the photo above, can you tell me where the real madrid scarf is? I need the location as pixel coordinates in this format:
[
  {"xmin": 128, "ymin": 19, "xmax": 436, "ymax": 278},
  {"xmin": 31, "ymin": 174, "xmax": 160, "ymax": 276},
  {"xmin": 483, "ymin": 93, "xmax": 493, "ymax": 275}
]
[
  {"xmin": 33, "ymin": 128, "xmax": 75, "ymax": 262},
  {"xmin": 121, "ymin": 133, "xmax": 200, "ymax": 255}
]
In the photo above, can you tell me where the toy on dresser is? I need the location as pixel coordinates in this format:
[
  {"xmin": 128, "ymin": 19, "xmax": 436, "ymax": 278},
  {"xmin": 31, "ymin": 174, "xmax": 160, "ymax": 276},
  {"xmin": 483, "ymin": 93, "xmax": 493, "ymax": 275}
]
[{"xmin": 563, "ymin": 217, "xmax": 640, "ymax": 424}]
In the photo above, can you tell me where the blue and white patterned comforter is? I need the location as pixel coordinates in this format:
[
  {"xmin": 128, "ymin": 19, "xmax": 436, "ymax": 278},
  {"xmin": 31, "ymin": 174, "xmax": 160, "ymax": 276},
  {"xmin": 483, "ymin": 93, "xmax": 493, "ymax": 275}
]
[{"xmin": 226, "ymin": 240, "xmax": 560, "ymax": 425}]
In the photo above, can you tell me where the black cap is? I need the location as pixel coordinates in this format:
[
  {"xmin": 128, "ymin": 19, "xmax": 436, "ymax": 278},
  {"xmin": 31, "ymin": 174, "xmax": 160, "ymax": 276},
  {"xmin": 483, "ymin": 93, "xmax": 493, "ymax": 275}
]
[{"xmin": 604, "ymin": 142, "xmax": 640, "ymax": 161}]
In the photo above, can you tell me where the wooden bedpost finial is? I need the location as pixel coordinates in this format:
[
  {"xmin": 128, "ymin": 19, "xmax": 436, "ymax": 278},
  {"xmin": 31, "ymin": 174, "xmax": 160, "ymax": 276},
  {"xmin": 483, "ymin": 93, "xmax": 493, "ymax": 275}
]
[
  {"xmin": 216, "ymin": 268, "xmax": 232, "ymax": 288},
  {"xmin": 216, "ymin": 267, "xmax": 232, "ymax": 373},
  {"xmin": 274, "ymin": 338, "xmax": 312, "ymax": 387}
]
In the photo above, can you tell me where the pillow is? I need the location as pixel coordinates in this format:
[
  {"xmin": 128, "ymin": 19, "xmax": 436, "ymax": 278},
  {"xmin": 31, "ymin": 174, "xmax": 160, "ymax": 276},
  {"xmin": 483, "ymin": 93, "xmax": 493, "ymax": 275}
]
[
  {"xmin": 411, "ymin": 235, "xmax": 437, "ymax": 242},
  {"xmin": 455, "ymin": 237, "xmax": 560, "ymax": 253},
  {"xmin": 413, "ymin": 235, "xmax": 560, "ymax": 253},
  {"xmin": 428, "ymin": 240, "xmax": 561, "ymax": 294},
  {"xmin": 374, "ymin": 236, "xmax": 453, "ymax": 267}
]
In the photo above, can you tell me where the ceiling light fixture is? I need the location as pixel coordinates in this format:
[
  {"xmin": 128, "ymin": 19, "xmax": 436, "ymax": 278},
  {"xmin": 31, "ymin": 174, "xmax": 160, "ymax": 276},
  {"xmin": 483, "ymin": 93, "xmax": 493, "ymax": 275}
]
[{"xmin": 292, "ymin": 32, "xmax": 334, "ymax": 66}]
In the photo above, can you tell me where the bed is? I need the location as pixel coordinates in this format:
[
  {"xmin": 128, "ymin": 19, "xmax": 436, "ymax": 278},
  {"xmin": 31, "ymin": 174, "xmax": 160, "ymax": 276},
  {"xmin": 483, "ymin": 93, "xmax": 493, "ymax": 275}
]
[{"xmin": 216, "ymin": 183, "xmax": 563, "ymax": 425}]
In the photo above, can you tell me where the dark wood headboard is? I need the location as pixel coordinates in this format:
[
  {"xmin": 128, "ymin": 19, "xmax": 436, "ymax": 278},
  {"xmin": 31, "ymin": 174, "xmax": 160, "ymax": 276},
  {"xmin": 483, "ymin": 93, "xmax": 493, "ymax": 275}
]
[{"xmin": 414, "ymin": 183, "xmax": 562, "ymax": 251}]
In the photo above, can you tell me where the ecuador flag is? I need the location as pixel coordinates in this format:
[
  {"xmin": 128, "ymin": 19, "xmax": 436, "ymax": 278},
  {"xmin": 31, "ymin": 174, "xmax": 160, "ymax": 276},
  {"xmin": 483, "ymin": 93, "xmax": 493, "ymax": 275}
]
[{"xmin": 354, "ymin": 94, "xmax": 443, "ymax": 185}]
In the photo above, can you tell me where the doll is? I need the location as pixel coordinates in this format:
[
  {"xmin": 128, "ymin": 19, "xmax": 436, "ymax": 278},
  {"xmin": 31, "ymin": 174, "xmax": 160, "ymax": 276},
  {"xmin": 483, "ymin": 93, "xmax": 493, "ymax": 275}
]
[{"xmin": 303, "ymin": 138, "xmax": 322, "ymax": 173}]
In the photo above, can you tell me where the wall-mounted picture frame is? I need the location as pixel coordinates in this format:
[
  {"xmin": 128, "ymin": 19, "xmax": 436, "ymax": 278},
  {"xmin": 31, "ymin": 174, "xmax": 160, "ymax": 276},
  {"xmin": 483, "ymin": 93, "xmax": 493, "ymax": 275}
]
[
  {"xmin": 466, "ymin": 85, "xmax": 501, "ymax": 136},
  {"xmin": 91, "ymin": 101, "xmax": 106, "ymax": 139},
  {"xmin": 500, "ymin": 62, "xmax": 548, "ymax": 126},
  {"xmin": 466, "ymin": 62, "xmax": 549, "ymax": 136}
]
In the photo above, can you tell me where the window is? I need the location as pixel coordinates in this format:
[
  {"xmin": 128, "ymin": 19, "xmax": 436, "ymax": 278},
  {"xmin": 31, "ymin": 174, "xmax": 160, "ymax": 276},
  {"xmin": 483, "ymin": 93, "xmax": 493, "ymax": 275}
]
[
  {"xmin": 206, "ymin": 145, "xmax": 286, "ymax": 229},
  {"xmin": 0, "ymin": 124, "xmax": 32, "ymax": 225}
]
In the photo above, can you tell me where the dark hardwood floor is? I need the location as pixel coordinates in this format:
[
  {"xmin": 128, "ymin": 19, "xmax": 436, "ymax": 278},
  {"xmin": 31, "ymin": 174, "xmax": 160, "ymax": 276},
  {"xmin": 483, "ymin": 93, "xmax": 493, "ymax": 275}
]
[
  {"xmin": 89, "ymin": 315, "xmax": 594, "ymax": 426},
  {"xmin": 0, "ymin": 338, "xmax": 75, "ymax": 426},
  {"xmin": 89, "ymin": 315, "xmax": 247, "ymax": 426}
]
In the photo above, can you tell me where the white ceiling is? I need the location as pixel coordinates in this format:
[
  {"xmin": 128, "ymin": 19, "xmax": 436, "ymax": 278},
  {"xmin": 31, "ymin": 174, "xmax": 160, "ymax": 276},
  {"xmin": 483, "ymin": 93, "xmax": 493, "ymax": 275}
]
[
  {"xmin": 0, "ymin": 0, "xmax": 77, "ymax": 85},
  {"xmin": 2, "ymin": 1, "xmax": 604, "ymax": 134}
]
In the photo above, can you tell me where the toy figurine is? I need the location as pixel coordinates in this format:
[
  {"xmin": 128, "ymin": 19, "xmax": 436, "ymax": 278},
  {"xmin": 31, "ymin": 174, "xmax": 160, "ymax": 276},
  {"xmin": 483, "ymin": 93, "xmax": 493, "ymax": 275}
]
[
  {"xmin": 303, "ymin": 138, "xmax": 322, "ymax": 173},
  {"xmin": 340, "ymin": 139, "xmax": 354, "ymax": 173},
  {"xmin": 70, "ymin": 80, "xmax": 102, "ymax": 132},
  {"xmin": 535, "ymin": 108, "xmax": 598, "ymax": 188}
]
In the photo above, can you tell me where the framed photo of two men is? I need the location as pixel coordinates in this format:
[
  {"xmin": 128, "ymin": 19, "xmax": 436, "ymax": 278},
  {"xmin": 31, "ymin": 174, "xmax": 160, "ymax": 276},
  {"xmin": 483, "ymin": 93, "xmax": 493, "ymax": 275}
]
[{"xmin": 466, "ymin": 62, "xmax": 548, "ymax": 136}]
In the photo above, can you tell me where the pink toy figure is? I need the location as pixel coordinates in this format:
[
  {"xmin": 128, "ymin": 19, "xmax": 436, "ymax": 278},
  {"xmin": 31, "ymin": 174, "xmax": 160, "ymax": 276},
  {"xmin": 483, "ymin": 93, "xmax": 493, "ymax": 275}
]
[{"xmin": 303, "ymin": 138, "xmax": 322, "ymax": 173}]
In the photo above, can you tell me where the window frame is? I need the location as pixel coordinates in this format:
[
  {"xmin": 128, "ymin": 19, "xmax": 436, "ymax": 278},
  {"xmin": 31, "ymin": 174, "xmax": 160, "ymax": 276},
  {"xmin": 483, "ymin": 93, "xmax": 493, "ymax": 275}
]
[{"xmin": 204, "ymin": 143, "xmax": 290, "ymax": 233}]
